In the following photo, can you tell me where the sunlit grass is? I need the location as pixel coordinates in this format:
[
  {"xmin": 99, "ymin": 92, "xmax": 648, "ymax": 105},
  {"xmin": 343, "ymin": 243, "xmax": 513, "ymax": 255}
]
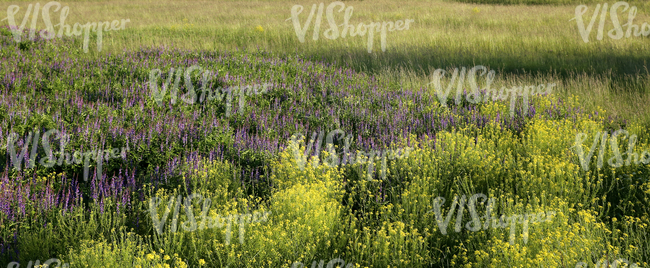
[
  {"xmin": 1, "ymin": 0, "xmax": 650, "ymax": 267},
  {"xmin": 3, "ymin": 0, "xmax": 649, "ymax": 125}
]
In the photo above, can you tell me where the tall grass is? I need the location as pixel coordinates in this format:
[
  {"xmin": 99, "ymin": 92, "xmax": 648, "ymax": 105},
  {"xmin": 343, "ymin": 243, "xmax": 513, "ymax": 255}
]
[
  {"xmin": 3, "ymin": 0, "xmax": 648, "ymax": 124},
  {"xmin": 0, "ymin": 0, "xmax": 649, "ymax": 267}
]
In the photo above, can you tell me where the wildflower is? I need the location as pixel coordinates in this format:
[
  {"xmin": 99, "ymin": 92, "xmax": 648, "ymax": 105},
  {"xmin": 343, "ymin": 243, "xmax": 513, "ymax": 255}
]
[{"xmin": 255, "ymin": 25, "xmax": 264, "ymax": 32}]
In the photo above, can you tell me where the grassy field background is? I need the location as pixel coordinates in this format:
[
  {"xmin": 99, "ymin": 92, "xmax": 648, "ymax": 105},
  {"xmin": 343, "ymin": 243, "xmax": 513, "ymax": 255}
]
[
  {"xmin": 1, "ymin": 0, "xmax": 650, "ymax": 267},
  {"xmin": 4, "ymin": 1, "xmax": 650, "ymax": 124},
  {"xmin": 5, "ymin": 0, "xmax": 650, "ymax": 124}
]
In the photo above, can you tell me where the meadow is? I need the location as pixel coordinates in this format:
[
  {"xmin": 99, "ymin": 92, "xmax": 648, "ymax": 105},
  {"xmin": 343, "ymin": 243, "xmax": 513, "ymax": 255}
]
[{"xmin": 1, "ymin": 0, "xmax": 650, "ymax": 267}]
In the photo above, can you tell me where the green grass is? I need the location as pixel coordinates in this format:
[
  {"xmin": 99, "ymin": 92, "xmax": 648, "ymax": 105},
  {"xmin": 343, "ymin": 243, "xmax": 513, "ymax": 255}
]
[
  {"xmin": 5, "ymin": 0, "xmax": 648, "ymax": 124},
  {"xmin": 2, "ymin": 0, "xmax": 650, "ymax": 267}
]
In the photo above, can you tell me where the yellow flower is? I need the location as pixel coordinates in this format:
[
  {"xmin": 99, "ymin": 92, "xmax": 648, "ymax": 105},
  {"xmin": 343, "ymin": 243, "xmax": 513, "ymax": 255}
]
[
  {"xmin": 472, "ymin": 7, "xmax": 480, "ymax": 13},
  {"xmin": 199, "ymin": 259, "xmax": 206, "ymax": 266},
  {"xmin": 255, "ymin": 25, "xmax": 264, "ymax": 32}
]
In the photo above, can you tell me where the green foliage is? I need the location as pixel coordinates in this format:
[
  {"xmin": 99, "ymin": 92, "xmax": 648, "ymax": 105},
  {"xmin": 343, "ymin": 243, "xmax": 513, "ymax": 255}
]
[{"xmin": 1, "ymin": 1, "xmax": 650, "ymax": 267}]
